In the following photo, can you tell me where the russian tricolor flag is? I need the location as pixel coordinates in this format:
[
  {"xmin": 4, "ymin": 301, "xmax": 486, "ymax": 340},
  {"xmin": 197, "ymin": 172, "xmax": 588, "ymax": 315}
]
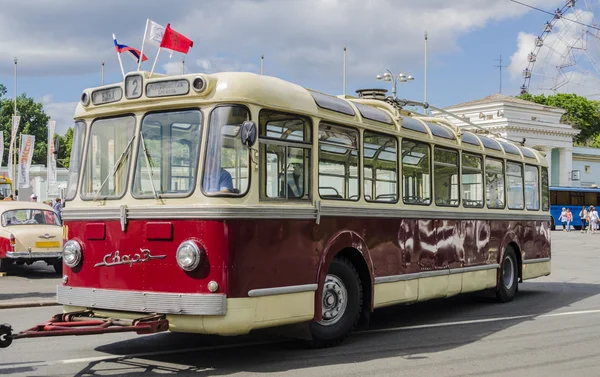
[{"xmin": 113, "ymin": 34, "xmax": 148, "ymax": 63}]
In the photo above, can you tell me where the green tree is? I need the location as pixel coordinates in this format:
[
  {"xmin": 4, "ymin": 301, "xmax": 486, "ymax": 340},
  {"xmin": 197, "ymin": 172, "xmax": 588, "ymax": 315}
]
[
  {"xmin": 57, "ymin": 127, "xmax": 74, "ymax": 168},
  {"xmin": 517, "ymin": 93, "xmax": 600, "ymax": 146}
]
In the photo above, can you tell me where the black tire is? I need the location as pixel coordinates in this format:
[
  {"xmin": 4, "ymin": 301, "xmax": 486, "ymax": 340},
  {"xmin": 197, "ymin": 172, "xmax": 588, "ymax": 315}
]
[
  {"xmin": 53, "ymin": 260, "xmax": 63, "ymax": 275},
  {"xmin": 0, "ymin": 258, "xmax": 11, "ymax": 273},
  {"xmin": 308, "ymin": 256, "xmax": 363, "ymax": 348},
  {"xmin": 496, "ymin": 248, "xmax": 518, "ymax": 303},
  {"xmin": 550, "ymin": 217, "xmax": 555, "ymax": 231}
]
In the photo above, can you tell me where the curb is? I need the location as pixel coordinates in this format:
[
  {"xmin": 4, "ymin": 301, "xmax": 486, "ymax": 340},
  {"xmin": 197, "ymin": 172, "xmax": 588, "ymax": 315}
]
[{"xmin": 0, "ymin": 300, "xmax": 61, "ymax": 310}]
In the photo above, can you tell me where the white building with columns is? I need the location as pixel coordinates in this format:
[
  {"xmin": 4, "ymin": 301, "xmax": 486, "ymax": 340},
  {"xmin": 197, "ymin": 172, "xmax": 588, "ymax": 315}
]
[{"xmin": 432, "ymin": 93, "xmax": 580, "ymax": 187}]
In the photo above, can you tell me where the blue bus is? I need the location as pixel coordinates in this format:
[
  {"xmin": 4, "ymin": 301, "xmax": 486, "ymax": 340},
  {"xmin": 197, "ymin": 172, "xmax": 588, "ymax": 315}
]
[{"xmin": 549, "ymin": 186, "xmax": 600, "ymax": 230}]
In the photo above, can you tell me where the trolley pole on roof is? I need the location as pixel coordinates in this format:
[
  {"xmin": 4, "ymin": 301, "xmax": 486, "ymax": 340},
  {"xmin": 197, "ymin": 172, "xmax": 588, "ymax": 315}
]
[
  {"xmin": 343, "ymin": 46, "xmax": 347, "ymax": 95},
  {"xmin": 424, "ymin": 31, "xmax": 428, "ymax": 111},
  {"xmin": 101, "ymin": 61, "xmax": 105, "ymax": 85},
  {"xmin": 261, "ymin": 54, "xmax": 264, "ymax": 75}
]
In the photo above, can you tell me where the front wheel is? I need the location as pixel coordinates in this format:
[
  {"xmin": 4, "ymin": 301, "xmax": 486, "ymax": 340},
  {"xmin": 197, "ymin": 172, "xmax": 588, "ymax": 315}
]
[
  {"xmin": 496, "ymin": 248, "xmax": 518, "ymax": 303},
  {"xmin": 308, "ymin": 256, "xmax": 363, "ymax": 348},
  {"xmin": 0, "ymin": 258, "xmax": 11, "ymax": 273}
]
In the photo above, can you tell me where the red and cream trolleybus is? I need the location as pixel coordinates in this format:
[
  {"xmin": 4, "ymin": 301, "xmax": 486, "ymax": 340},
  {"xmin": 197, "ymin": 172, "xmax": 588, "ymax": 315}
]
[{"xmin": 0, "ymin": 70, "xmax": 551, "ymax": 348}]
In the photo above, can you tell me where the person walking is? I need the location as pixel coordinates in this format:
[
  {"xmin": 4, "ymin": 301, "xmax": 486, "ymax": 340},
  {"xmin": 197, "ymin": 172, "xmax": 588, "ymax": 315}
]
[
  {"xmin": 588, "ymin": 206, "xmax": 599, "ymax": 234},
  {"xmin": 559, "ymin": 207, "xmax": 568, "ymax": 231},
  {"xmin": 580, "ymin": 206, "xmax": 589, "ymax": 233},
  {"xmin": 566, "ymin": 208, "xmax": 573, "ymax": 232}
]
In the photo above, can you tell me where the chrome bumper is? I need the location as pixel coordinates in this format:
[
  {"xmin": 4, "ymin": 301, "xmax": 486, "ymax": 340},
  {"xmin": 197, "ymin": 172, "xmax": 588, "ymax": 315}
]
[
  {"xmin": 6, "ymin": 251, "xmax": 62, "ymax": 259},
  {"xmin": 57, "ymin": 285, "xmax": 227, "ymax": 316}
]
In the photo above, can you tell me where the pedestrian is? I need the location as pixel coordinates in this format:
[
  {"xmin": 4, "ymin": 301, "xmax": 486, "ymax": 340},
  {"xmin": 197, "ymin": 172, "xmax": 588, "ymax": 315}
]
[
  {"xmin": 3, "ymin": 194, "xmax": 13, "ymax": 201},
  {"xmin": 559, "ymin": 207, "xmax": 567, "ymax": 231},
  {"xmin": 566, "ymin": 208, "xmax": 573, "ymax": 232},
  {"xmin": 588, "ymin": 206, "xmax": 599, "ymax": 234},
  {"xmin": 30, "ymin": 194, "xmax": 37, "ymax": 202},
  {"xmin": 52, "ymin": 198, "xmax": 62, "ymax": 219},
  {"xmin": 580, "ymin": 206, "xmax": 588, "ymax": 233}
]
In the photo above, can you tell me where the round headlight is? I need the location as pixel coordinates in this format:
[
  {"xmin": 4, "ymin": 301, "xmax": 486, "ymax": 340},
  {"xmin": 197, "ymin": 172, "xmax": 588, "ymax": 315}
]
[
  {"xmin": 63, "ymin": 240, "xmax": 82, "ymax": 267},
  {"xmin": 176, "ymin": 241, "xmax": 202, "ymax": 271},
  {"xmin": 80, "ymin": 92, "xmax": 90, "ymax": 106},
  {"xmin": 192, "ymin": 77, "xmax": 206, "ymax": 92}
]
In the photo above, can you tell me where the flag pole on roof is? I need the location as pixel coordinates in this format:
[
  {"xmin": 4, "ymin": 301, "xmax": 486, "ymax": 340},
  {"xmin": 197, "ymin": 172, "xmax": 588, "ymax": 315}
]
[
  {"xmin": 139, "ymin": 19, "xmax": 166, "ymax": 72},
  {"xmin": 150, "ymin": 23, "xmax": 194, "ymax": 76},
  {"xmin": 112, "ymin": 34, "xmax": 125, "ymax": 78}
]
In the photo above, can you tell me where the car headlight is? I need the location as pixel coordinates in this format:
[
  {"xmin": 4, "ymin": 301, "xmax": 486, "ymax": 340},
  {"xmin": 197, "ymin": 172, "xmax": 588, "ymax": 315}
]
[
  {"xmin": 63, "ymin": 240, "xmax": 82, "ymax": 267},
  {"xmin": 176, "ymin": 241, "xmax": 203, "ymax": 271}
]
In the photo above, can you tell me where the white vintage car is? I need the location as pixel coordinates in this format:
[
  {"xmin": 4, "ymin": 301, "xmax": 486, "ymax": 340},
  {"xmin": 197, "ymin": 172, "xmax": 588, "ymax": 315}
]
[{"xmin": 0, "ymin": 202, "xmax": 63, "ymax": 274}]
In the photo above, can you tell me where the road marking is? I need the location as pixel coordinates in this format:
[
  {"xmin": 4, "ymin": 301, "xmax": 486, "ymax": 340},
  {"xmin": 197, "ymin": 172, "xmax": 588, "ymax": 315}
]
[
  {"xmin": 2, "ymin": 308, "xmax": 600, "ymax": 370},
  {"xmin": 356, "ymin": 308, "xmax": 600, "ymax": 335}
]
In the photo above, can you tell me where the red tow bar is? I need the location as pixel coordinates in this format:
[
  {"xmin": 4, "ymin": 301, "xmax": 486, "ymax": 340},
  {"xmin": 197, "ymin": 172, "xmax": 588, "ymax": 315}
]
[{"xmin": 0, "ymin": 310, "xmax": 169, "ymax": 348}]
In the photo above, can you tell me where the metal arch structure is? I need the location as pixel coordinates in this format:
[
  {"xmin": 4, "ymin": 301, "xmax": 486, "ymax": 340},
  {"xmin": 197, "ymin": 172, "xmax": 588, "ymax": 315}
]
[{"xmin": 519, "ymin": 0, "xmax": 600, "ymax": 96}]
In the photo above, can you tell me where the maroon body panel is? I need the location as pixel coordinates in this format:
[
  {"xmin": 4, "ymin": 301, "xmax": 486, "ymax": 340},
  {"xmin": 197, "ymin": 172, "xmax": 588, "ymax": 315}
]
[{"xmin": 64, "ymin": 216, "xmax": 551, "ymax": 301}]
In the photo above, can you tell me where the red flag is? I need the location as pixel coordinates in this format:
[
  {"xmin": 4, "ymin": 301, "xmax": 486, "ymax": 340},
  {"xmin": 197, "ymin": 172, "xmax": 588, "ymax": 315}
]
[{"xmin": 160, "ymin": 24, "xmax": 194, "ymax": 54}]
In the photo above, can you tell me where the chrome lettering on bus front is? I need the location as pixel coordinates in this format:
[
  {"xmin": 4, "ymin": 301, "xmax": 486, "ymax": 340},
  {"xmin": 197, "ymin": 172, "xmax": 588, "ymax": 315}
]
[{"xmin": 94, "ymin": 249, "xmax": 166, "ymax": 268}]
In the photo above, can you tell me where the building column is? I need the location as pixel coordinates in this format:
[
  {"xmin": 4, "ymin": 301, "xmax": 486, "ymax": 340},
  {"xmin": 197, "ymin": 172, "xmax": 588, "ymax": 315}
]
[{"xmin": 559, "ymin": 147, "xmax": 573, "ymax": 187}]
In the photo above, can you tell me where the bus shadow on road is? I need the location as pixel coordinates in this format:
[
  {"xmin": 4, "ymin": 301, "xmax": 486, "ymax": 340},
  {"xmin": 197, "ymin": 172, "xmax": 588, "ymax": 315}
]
[{"xmin": 59, "ymin": 281, "xmax": 600, "ymax": 376}]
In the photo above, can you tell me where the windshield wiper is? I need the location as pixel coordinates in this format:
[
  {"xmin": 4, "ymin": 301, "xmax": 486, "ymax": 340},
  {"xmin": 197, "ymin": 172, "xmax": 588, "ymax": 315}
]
[
  {"xmin": 139, "ymin": 131, "xmax": 159, "ymax": 200},
  {"xmin": 93, "ymin": 135, "xmax": 136, "ymax": 201}
]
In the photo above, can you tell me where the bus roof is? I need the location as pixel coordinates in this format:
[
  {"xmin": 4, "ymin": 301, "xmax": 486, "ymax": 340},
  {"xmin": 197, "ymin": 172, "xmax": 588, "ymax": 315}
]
[{"xmin": 74, "ymin": 70, "xmax": 547, "ymax": 165}]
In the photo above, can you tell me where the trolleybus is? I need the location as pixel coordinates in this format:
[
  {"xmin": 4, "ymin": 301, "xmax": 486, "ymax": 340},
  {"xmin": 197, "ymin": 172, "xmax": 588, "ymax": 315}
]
[
  {"xmin": 0, "ymin": 70, "xmax": 551, "ymax": 349},
  {"xmin": 549, "ymin": 186, "xmax": 600, "ymax": 230}
]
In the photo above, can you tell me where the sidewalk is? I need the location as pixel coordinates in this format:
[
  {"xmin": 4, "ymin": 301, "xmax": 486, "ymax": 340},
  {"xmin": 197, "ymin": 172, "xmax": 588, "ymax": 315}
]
[{"xmin": 0, "ymin": 261, "xmax": 61, "ymax": 309}]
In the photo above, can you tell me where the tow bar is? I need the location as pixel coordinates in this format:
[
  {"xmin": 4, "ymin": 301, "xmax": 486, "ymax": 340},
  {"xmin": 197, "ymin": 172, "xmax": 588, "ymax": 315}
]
[{"xmin": 0, "ymin": 310, "xmax": 169, "ymax": 348}]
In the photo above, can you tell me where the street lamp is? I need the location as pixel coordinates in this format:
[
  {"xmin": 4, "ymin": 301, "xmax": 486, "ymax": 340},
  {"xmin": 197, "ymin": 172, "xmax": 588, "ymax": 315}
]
[{"xmin": 376, "ymin": 69, "xmax": 414, "ymax": 99}]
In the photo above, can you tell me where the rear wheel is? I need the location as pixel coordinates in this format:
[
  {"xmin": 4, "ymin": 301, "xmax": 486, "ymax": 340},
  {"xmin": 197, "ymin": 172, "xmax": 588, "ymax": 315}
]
[
  {"xmin": 0, "ymin": 258, "xmax": 11, "ymax": 273},
  {"xmin": 308, "ymin": 256, "xmax": 363, "ymax": 348},
  {"xmin": 496, "ymin": 248, "xmax": 518, "ymax": 303}
]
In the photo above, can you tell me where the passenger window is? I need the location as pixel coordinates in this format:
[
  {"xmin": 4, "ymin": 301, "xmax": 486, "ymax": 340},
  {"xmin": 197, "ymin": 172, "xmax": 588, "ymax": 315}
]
[
  {"xmin": 434, "ymin": 148, "xmax": 459, "ymax": 207},
  {"xmin": 259, "ymin": 110, "xmax": 311, "ymax": 200},
  {"xmin": 203, "ymin": 106, "xmax": 250, "ymax": 195},
  {"xmin": 364, "ymin": 132, "xmax": 397, "ymax": 202},
  {"xmin": 507, "ymin": 162, "xmax": 524, "ymax": 210},
  {"xmin": 402, "ymin": 139, "xmax": 431, "ymax": 205},
  {"xmin": 462, "ymin": 153, "xmax": 483, "ymax": 208},
  {"xmin": 525, "ymin": 165, "xmax": 540, "ymax": 210},
  {"xmin": 541, "ymin": 167, "xmax": 549, "ymax": 211},
  {"xmin": 486, "ymin": 158, "xmax": 505, "ymax": 209},
  {"xmin": 318, "ymin": 123, "xmax": 359, "ymax": 200}
]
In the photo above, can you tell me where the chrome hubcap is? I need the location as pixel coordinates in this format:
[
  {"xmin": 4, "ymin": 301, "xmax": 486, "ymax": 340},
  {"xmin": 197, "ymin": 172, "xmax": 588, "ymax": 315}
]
[
  {"xmin": 503, "ymin": 256, "xmax": 515, "ymax": 290},
  {"xmin": 319, "ymin": 274, "xmax": 348, "ymax": 326}
]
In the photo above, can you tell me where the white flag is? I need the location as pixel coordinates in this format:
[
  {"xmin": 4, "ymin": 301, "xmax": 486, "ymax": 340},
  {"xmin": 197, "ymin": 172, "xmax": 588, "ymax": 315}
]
[
  {"xmin": 17, "ymin": 134, "xmax": 34, "ymax": 189},
  {"xmin": 145, "ymin": 19, "xmax": 165, "ymax": 47},
  {"xmin": 7, "ymin": 116, "xmax": 20, "ymax": 181},
  {"xmin": 47, "ymin": 121, "xmax": 57, "ymax": 185}
]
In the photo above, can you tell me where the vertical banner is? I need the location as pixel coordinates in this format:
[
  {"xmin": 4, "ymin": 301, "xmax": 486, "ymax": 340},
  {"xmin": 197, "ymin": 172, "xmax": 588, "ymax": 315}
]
[
  {"xmin": 17, "ymin": 134, "xmax": 34, "ymax": 188},
  {"xmin": 0, "ymin": 132, "xmax": 4, "ymax": 171},
  {"xmin": 7, "ymin": 115, "xmax": 20, "ymax": 181},
  {"xmin": 47, "ymin": 121, "xmax": 57, "ymax": 184}
]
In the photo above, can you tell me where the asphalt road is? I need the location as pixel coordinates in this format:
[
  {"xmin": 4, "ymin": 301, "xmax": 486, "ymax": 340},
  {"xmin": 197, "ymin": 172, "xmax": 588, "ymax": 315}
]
[{"xmin": 1, "ymin": 231, "xmax": 600, "ymax": 376}]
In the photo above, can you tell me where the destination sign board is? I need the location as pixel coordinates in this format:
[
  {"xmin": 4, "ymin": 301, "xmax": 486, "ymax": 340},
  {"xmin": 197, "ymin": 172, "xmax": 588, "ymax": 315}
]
[
  {"xmin": 91, "ymin": 87, "xmax": 123, "ymax": 105},
  {"xmin": 146, "ymin": 79, "xmax": 189, "ymax": 98}
]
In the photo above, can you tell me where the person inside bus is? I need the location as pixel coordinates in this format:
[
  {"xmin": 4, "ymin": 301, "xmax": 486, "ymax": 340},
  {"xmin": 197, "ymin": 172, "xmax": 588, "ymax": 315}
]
[{"xmin": 203, "ymin": 154, "xmax": 234, "ymax": 194}]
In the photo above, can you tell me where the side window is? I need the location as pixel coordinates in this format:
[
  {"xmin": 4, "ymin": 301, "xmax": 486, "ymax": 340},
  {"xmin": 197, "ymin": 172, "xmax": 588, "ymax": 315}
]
[
  {"xmin": 434, "ymin": 148, "xmax": 459, "ymax": 207},
  {"xmin": 402, "ymin": 139, "xmax": 431, "ymax": 205},
  {"xmin": 507, "ymin": 162, "xmax": 524, "ymax": 210},
  {"xmin": 364, "ymin": 132, "xmax": 397, "ymax": 202},
  {"xmin": 318, "ymin": 123, "xmax": 359, "ymax": 200},
  {"xmin": 525, "ymin": 165, "xmax": 540, "ymax": 210},
  {"xmin": 486, "ymin": 157, "xmax": 505, "ymax": 209},
  {"xmin": 462, "ymin": 153, "xmax": 483, "ymax": 208},
  {"xmin": 259, "ymin": 110, "xmax": 311, "ymax": 200},
  {"xmin": 541, "ymin": 167, "xmax": 549, "ymax": 211},
  {"xmin": 203, "ymin": 106, "xmax": 250, "ymax": 196}
]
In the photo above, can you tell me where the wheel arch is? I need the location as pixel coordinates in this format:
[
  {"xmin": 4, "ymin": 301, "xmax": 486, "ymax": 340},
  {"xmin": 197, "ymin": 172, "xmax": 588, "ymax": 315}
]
[{"xmin": 314, "ymin": 230, "xmax": 374, "ymax": 322}]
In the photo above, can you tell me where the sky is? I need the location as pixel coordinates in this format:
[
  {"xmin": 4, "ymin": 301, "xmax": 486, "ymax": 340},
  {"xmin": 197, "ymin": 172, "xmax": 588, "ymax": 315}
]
[{"xmin": 0, "ymin": 0, "xmax": 588, "ymax": 135}]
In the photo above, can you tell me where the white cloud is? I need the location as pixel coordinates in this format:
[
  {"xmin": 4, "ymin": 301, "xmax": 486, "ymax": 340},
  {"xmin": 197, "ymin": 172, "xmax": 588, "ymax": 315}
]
[
  {"xmin": 0, "ymin": 0, "xmax": 567, "ymax": 86},
  {"xmin": 39, "ymin": 95, "xmax": 77, "ymax": 135}
]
